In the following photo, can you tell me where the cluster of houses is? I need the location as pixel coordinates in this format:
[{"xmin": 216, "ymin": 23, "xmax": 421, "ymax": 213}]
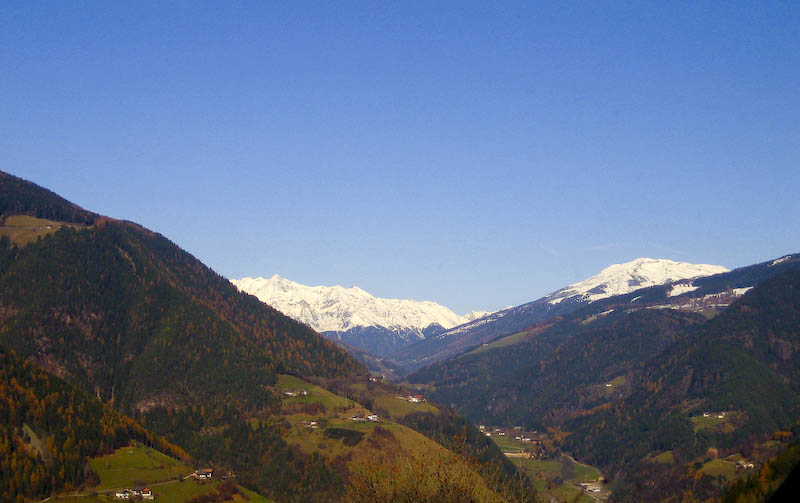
[
  {"xmin": 481, "ymin": 425, "xmax": 544, "ymax": 446},
  {"xmin": 395, "ymin": 394, "xmax": 426, "ymax": 403},
  {"xmin": 736, "ymin": 459, "xmax": 755, "ymax": 470},
  {"xmin": 282, "ymin": 388, "xmax": 309, "ymax": 397},
  {"xmin": 350, "ymin": 413, "xmax": 380, "ymax": 422},
  {"xmin": 114, "ymin": 488, "xmax": 153, "ymax": 500},
  {"xmin": 702, "ymin": 411, "xmax": 727, "ymax": 419},
  {"xmin": 113, "ymin": 469, "xmax": 215, "ymax": 499}
]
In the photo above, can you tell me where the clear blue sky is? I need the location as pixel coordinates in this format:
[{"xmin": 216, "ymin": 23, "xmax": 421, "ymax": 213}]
[{"xmin": 2, "ymin": 2, "xmax": 798, "ymax": 313}]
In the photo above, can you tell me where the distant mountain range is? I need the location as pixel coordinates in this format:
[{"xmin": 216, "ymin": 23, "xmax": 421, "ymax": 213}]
[{"xmin": 232, "ymin": 274, "xmax": 491, "ymax": 357}]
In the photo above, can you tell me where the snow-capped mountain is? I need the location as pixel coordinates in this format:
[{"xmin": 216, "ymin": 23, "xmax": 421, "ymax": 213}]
[
  {"xmin": 390, "ymin": 257, "xmax": 730, "ymax": 373},
  {"xmin": 231, "ymin": 275, "xmax": 486, "ymax": 357},
  {"xmin": 544, "ymin": 258, "xmax": 729, "ymax": 305}
]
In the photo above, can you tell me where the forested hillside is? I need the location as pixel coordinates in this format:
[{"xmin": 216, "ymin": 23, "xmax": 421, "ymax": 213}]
[
  {"xmin": 409, "ymin": 264, "xmax": 800, "ymax": 502},
  {"xmin": 0, "ymin": 173, "xmax": 364, "ymax": 413},
  {"xmin": 0, "ymin": 171, "xmax": 371, "ymax": 502},
  {"xmin": 562, "ymin": 270, "xmax": 800, "ymax": 502},
  {"xmin": 411, "ymin": 308, "xmax": 706, "ymax": 426},
  {"xmin": 0, "ymin": 171, "xmax": 539, "ymax": 502},
  {"xmin": 0, "ymin": 346, "xmax": 187, "ymax": 502}
]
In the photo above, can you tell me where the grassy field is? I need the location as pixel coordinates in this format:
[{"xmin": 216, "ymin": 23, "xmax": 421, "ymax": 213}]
[
  {"xmin": 512, "ymin": 456, "xmax": 598, "ymax": 503},
  {"xmin": 511, "ymin": 454, "xmax": 602, "ymax": 485},
  {"xmin": 371, "ymin": 391, "xmax": 440, "ymax": 420},
  {"xmin": 691, "ymin": 412, "xmax": 733, "ymax": 432},
  {"xmin": 698, "ymin": 459, "xmax": 738, "ymax": 480},
  {"xmin": 54, "ymin": 480, "xmax": 238, "ymax": 503},
  {"xmin": 490, "ymin": 434, "xmax": 527, "ymax": 453},
  {"xmin": 89, "ymin": 445, "xmax": 188, "ymax": 490},
  {"xmin": 277, "ymin": 374, "xmax": 356, "ymax": 411},
  {"xmin": 465, "ymin": 329, "xmax": 530, "ymax": 356},
  {"xmin": 0, "ymin": 215, "xmax": 86, "ymax": 246},
  {"xmin": 652, "ymin": 450, "xmax": 675, "ymax": 464},
  {"xmin": 62, "ymin": 444, "xmax": 275, "ymax": 503}
]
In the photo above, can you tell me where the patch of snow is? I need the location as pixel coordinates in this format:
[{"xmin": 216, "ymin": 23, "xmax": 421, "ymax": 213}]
[
  {"xmin": 463, "ymin": 310, "xmax": 494, "ymax": 322},
  {"xmin": 770, "ymin": 256, "xmax": 791, "ymax": 266},
  {"xmin": 668, "ymin": 283, "xmax": 699, "ymax": 297},
  {"xmin": 231, "ymin": 275, "xmax": 480, "ymax": 334},
  {"xmin": 732, "ymin": 286, "xmax": 753, "ymax": 296}
]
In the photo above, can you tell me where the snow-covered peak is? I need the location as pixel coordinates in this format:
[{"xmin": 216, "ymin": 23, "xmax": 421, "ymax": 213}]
[
  {"xmin": 546, "ymin": 258, "xmax": 729, "ymax": 305},
  {"xmin": 463, "ymin": 310, "xmax": 493, "ymax": 322},
  {"xmin": 231, "ymin": 275, "xmax": 480, "ymax": 333}
]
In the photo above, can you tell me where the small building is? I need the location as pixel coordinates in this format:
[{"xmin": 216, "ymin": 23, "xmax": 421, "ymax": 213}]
[
  {"xmin": 115, "ymin": 490, "xmax": 131, "ymax": 499},
  {"xmin": 142, "ymin": 488, "xmax": 154, "ymax": 500},
  {"xmin": 367, "ymin": 414, "xmax": 380, "ymax": 422},
  {"xmin": 194, "ymin": 468, "xmax": 214, "ymax": 479},
  {"xmin": 350, "ymin": 414, "xmax": 366, "ymax": 422}
]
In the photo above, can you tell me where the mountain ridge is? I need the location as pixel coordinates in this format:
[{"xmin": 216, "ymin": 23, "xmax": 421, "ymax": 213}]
[
  {"xmin": 232, "ymin": 274, "xmax": 481, "ymax": 332},
  {"xmin": 386, "ymin": 257, "xmax": 729, "ymax": 374},
  {"xmin": 544, "ymin": 257, "xmax": 729, "ymax": 304},
  {"xmin": 406, "ymin": 255, "xmax": 800, "ymax": 502},
  {"xmin": 231, "ymin": 274, "xmax": 494, "ymax": 357}
]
